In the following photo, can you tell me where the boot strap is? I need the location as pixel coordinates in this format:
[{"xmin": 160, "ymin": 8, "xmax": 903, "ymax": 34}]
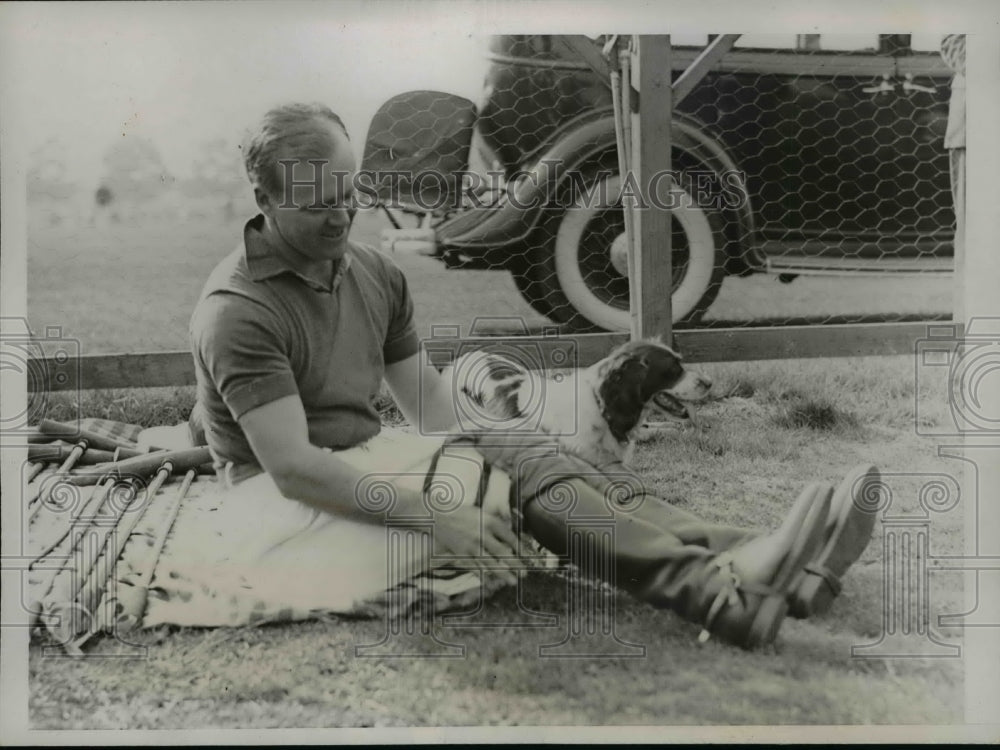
[
  {"xmin": 698, "ymin": 553, "xmax": 780, "ymax": 643},
  {"xmin": 802, "ymin": 562, "xmax": 842, "ymax": 597},
  {"xmin": 699, "ymin": 554, "xmax": 741, "ymax": 642}
]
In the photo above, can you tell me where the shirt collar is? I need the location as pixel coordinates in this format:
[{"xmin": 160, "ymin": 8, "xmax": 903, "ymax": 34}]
[{"xmin": 243, "ymin": 214, "xmax": 351, "ymax": 293}]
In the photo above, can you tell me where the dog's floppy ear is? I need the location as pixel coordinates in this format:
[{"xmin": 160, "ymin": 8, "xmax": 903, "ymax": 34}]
[
  {"xmin": 598, "ymin": 354, "xmax": 649, "ymax": 443},
  {"xmin": 639, "ymin": 342, "xmax": 685, "ymax": 398}
]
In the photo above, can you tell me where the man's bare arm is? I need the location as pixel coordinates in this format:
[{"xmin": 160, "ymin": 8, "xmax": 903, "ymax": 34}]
[
  {"xmin": 239, "ymin": 395, "xmax": 419, "ymax": 523},
  {"xmin": 383, "ymin": 352, "xmax": 459, "ymax": 434},
  {"xmin": 238, "ymin": 394, "xmax": 519, "ymax": 574}
]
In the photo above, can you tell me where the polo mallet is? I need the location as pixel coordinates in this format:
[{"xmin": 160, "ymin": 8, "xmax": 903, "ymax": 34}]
[
  {"xmin": 108, "ymin": 468, "xmax": 196, "ymax": 635},
  {"xmin": 63, "ymin": 446, "xmax": 212, "ymax": 485},
  {"xmin": 70, "ymin": 459, "xmax": 177, "ymax": 652}
]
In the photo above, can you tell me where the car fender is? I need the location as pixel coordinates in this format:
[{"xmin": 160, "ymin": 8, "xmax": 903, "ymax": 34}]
[
  {"xmin": 436, "ymin": 111, "xmax": 614, "ymax": 254},
  {"xmin": 437, "ymin": 109, "xmax": 761, "ymax": 271}
]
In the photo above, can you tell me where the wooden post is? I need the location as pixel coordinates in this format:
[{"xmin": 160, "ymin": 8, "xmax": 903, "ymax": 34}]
[{"xmin": 632, "ymin": 35, "xmax": 674, "ymax": 344}]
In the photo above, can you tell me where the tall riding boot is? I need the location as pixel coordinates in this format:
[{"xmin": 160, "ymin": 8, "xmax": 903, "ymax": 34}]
[
  {"xmin": 519, "ymin": 474, "xmax": 831, "ymax": 649},
  {"xmin": 455, "ymin": 435, "xmax": 831, "ymax": 648}
]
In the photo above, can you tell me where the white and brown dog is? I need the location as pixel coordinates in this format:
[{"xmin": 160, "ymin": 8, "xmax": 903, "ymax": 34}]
[{"xmin": 446, "ymin": 339, "xmax": 712, "ymax": 467}]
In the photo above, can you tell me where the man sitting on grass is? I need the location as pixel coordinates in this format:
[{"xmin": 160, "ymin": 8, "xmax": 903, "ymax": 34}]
[{"xmin": 187, "ymin": 102, "xmax": 878, "ymax": 649}]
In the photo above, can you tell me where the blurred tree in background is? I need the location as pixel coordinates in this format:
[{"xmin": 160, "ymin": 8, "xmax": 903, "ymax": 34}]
[
  {"xmin": 99, "ymin": 136, "xmax": 176, "ymax": 203},
  {"xmin": 30, "ymin": 134, "xmax": 251, "ymax": 224}
]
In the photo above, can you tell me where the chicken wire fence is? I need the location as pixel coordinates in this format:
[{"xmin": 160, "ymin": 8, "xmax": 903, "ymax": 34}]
[{"xmin": 362, "ymin": 33, "xmax": 956, "ymax": 335}]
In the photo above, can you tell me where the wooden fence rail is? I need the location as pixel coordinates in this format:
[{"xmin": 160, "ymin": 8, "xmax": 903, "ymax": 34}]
[{"xmin": 27, "ymin": 322, "xmax": 938, "ymax": 392}]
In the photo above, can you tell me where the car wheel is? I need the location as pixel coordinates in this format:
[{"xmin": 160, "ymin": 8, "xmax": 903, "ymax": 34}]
[{"xmin": 513, "ymin": 173, "xmax": 726, "ymax": 332}]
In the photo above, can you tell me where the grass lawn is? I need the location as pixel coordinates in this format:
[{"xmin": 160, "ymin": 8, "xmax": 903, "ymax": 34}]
[
  {"xmin": 22, "ymin": 207, "xmax": 966, "ymax": 728},
  {"xmin": 27, "ymin": 354, "xmax": 967, "ymax": 728}
]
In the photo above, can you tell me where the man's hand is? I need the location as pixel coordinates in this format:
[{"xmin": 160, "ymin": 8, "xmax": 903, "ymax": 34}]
[
  {"xmin": 389, "ymin": 484, "xmax": 523, "ymax": 586},
  {"xmin": 426, "ymin": 502, "xmax": 523, "ymax": 586},
  {"xmin": 240, "ymin": 394, "xmax": 532, "ymax": 584}
]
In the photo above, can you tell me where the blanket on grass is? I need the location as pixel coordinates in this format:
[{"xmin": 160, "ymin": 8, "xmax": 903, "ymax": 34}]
[{"xmin": 25, "ymin": 418, "xmax": 552, "ymax": 652}]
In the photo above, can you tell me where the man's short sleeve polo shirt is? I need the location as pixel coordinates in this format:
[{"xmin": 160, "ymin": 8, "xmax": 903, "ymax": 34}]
[{"xmin": 190, "ymin": 215, "xmax": 420, "ymax": 475}]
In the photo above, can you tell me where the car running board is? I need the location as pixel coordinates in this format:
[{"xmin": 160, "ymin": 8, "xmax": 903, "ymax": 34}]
[{"xmin": 765, "ymin": 254, "xmax": 952, "ymax": 276}]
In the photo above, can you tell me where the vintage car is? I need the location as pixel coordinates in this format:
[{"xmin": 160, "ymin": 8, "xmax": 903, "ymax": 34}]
[{"xmin": 363, "ymin": 34, "xmax": 955, "ymax": 331}]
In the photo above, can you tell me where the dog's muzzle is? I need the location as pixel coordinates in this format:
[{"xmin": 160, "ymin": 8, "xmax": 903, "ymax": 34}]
[
  {"xmin": 652, "ymin": 371, "xmax": 713, "ymax": 421},
  {"xmin": 652, "ymin": 390, "xmax": 692, "ymax": 420}
]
